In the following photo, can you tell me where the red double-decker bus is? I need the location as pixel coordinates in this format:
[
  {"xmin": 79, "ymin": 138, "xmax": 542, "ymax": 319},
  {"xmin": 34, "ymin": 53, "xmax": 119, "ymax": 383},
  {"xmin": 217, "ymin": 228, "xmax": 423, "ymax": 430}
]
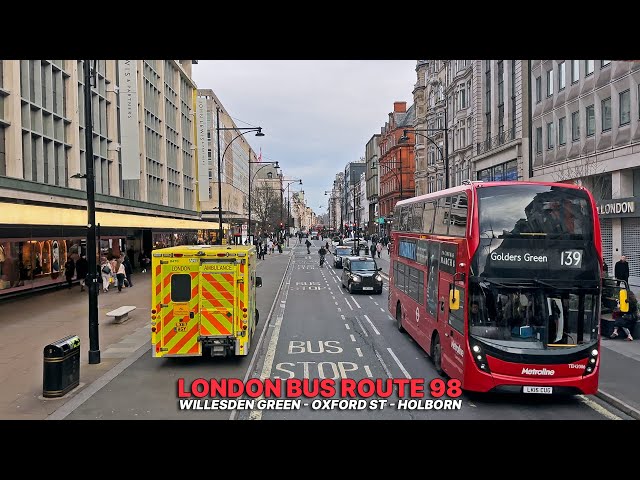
[{"xmin": 388, "ymin": 180, "xmax": 613, "ymax": 395}]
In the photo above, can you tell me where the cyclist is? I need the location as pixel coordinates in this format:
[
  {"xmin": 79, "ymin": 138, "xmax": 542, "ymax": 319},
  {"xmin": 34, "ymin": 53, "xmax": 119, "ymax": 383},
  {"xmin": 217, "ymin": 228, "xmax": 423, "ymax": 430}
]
[{"xmin": 318, "ymin": 245, "xmax": 327, "ymax": 267}]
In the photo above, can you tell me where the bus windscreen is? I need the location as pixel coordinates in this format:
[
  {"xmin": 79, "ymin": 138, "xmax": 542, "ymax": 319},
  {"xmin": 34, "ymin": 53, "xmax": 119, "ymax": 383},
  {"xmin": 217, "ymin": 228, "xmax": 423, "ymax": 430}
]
[{"xmin": 478, "ymin": 185, "xmax": 593, "ymax": 239}]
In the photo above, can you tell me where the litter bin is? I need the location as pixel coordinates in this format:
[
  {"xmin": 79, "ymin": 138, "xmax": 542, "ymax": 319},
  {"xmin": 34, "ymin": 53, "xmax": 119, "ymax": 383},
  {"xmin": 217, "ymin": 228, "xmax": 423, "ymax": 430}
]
[{"xmin": 43, "ymin": 335, "xmax": 80, "ymax": 398}]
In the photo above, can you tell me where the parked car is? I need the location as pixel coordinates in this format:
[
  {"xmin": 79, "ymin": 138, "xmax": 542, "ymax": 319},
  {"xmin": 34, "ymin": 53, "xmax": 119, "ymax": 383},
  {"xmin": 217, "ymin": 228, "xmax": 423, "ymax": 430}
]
[
  {"xmin": 341, "ymin": 256, "xmax": 383, "ymax": 294},
  {"xmin": 333, "ymin": 246, "xmax": 353, "ymax": 268}
]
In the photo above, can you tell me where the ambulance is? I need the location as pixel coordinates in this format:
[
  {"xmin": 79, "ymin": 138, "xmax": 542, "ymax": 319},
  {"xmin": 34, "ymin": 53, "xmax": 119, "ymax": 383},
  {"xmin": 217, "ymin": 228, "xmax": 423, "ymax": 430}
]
[{"xmin": 150, "ymin": 244, "xmax": 262, "ymax": 358}]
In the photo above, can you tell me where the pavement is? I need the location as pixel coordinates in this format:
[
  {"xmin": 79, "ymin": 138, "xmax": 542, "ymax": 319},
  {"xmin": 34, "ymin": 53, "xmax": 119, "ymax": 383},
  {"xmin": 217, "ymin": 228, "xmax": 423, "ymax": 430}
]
[
  {"xmin": 1, "ymin": 240, "xmax": 639, "ymax": 420},
  {"xmin": 0, "ymin": 246, "xmax": 293, "ymax": 420}
]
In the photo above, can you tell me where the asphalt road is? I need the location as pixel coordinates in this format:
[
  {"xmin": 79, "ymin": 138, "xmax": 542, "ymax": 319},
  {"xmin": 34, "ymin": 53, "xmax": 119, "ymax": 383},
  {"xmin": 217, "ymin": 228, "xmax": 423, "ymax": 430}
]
[
  {"xmin": 239, "ymin": 240, "xmax": 631, "ymax": 420},
  {"xmin": 59, "ymin": 239, "xmax": 631, "ymax": 420}
]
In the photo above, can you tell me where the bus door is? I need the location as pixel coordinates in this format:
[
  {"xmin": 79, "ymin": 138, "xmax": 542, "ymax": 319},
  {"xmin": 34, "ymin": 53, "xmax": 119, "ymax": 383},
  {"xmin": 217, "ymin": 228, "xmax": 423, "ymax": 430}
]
[{"xmin": 437, "ymin": 243, "xmax": 465, "ymax": 378}]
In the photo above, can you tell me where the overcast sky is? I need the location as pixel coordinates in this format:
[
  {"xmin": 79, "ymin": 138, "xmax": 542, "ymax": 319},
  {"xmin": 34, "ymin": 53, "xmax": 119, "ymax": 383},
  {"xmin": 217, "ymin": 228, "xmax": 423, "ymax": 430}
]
[{"xmin": 192, "ymin": 60, "xmax": 416, "ymax": 220}]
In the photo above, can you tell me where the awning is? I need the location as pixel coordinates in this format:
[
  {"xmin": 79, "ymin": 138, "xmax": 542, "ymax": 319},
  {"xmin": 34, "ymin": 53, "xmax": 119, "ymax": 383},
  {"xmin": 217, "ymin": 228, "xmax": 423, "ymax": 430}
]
[{"xmin": 0, "ymin": 202, "xmax": 229, "ymax": 230}]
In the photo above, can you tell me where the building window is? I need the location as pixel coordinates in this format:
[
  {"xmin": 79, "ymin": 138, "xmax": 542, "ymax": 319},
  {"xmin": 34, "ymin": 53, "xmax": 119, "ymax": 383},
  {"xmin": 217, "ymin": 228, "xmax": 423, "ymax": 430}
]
[
  {"xmin": 601, "ymin": 60, "xmax": 611, "ymax": 68},
  {"xmin": 0, "ymin": 126, "xmax": 5, "ymax": 176},
  {"xmin": 511, "ymin": 60, "xmax": 516, "ymax": 134},
  {"xmin": 558, "ymin": 62, "xmax": 566, "ymax": 90},
  {"xmin": 559, "ymin": 116, "xmax": 566, "ymax": 145},
  {"xmin": 498, "ymin": 61, "xmax": 504, "ymax": 105},
  {"xmin": 586, "ymin": 104, "xmax": 595, "ymax": 136},
  {"xmin": 485, "ymin": 61, "xmax": 491, "ymax": 141},
  {"xmin": 620, "ymin": 89, "xmax": 630, "ymax": 125},
  {"xmin": 586, "ymin": 60, "xmax": 594, "ymax": 76},
  {"xmin": 535, "ymin": 76, "xmax": 542, "ymax": 103},
  {"xmin": 572, "ymin": 111, "xmax": 580, "ymax": 141},
  {"xmin": 536, "ymin": 127, "xmax": 542, "ymax": 154},
  {"xmin": 571, "ymin": 60, "xmax": 579, "ymax": 84},
  {"xmin": 601, "ymin": 97, "xmax": 612, "ymax": 132},
  {"xmin": 546, "ymin": 69, "xmax": 554, "ymax": 97},
  {"xmin": 547, "ymin": 122, "xmax": 555, "ymax": 149}
]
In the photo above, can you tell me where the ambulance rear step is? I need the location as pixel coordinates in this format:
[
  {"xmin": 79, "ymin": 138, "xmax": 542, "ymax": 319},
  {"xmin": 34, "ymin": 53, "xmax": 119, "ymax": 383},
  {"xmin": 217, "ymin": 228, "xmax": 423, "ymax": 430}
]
[{"xmin": 201, "ymin": 336, "xmax": 236, "ymax": 357}]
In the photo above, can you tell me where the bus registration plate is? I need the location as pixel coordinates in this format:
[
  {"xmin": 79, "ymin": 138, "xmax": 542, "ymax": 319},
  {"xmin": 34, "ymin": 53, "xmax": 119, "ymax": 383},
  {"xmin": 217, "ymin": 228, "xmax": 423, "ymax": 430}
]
[{"xmin": 523, "ymin": 386, "xmax": 552, "ymax": 394}]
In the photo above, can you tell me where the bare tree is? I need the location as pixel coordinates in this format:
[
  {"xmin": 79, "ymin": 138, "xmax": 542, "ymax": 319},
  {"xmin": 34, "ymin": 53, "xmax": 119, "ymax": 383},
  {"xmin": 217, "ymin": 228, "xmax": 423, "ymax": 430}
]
[
  {"xmin": 551, "ymin": 155, "xmax": 613, "ymax": 202},
  {"xmin": 252, "ymin": 183, "xmax": 280, "ymax": 234}
]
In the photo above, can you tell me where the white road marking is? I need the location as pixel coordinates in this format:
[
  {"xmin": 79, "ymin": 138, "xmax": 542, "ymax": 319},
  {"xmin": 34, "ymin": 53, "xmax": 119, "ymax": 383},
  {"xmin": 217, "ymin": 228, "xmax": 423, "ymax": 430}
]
[
  {"xmin": 374, "ymin": 301, "xmax": 379, "ymax": 306},
  {"xmin": 388, "ymin": 315, "xmax": 393, "ymax": 321},
  {"xmin": 356, "ymin": 348, "xmax": 363, "ymax": 357},
  {"xmin": 364, "ymin": 365, "xmax": 373, "ymax": 377},
  {"xmin": 344, "ymin": 297, "xmax": 354, "ymax": 310},
  {"xmin": 355, "ymin": 317, "xmax": 369, "ymax": 337},
  {"xmin": 577, "ymin": 395, "xmax": 622, "ymax": 420},
  {"xmin": 374, "ymin": 350, "xmax": 393, "ymax": 378},
  {"xmin": 380, "ymin": 308, "xmax": 385, "ymax": 312},
  {"xmin": 363, "ymin": 314, "xmax": 380, "ymax": 335},
  {"xmin": 387, "ymin": 348, "xmax": 411, "ymax": 379},
  {"xmin": 345, "ymin": 324, "xmax": 350, "ymax": 330},
  {"xmin": 369, "ymin": 296, "xmax": 373, "ymax": 299},
  {"xmin": 350, "ymin": 334, "xmax": 356, "ymax": 342},
  {"xmin": 350, "ymin": 296, "xmax": 361, "ymax": 309},
  {"xmin": 340, "ymin": 315, "xmax": 345, "ymax": 320},
  {"xmin": 335, "ymin": 301, "xmax": 339, "ymax": 305}
]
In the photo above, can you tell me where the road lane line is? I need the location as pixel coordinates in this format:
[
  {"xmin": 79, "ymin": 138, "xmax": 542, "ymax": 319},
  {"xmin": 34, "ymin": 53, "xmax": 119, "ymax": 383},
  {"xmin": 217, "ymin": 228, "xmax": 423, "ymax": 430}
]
[
  {"xmin": 578, "ymin": 395, "xmax": 622, "ymax": 420},
  {"xmin": 355, "ymin": 317, "xmax": 369, "ymax": 337},
  {"xmin": 374, "ymin": 301, "xmax": 379, "ymax": 306},
  {"xmin": 341, "ymin": 315, "xmax": 345, "ymax": 320},
  {"xmin": 364, "ymin": 365, "xmax": 373, "ymax": 377},
  {"xmin": 380, "ymin": 308, "xmax": 385, "ymax": 312},
  {"xmin": 344, "ymin": 297, "xmax": 354, "ymax": 310},
  {"xmin": 350, "ymin": 296, "xmax": 361, "ymax": 309},
  {"xmin": 369, "ymin": 296, "xmax": 373, "ymax": 299},
  {"xmin": 374, "ymin": 350, "xmax": 393, "ymax": 378},
  {"xmin": 345, "ymin": 323, "xmax": 350, "ymax": 330},
  {"xmin": 387, "ymin": 348, "xmax": 411, "ymax": 379},
  {"xmin": 350, "ymin": 334, "xmax": 356, "ymax": 342},
  {"xmin": 356, "ymin": 347, "xmax": 363, "ymax": 357},
  {"xmin": 363, "ymin": 314, "xmax": 380, "ymax": 335}
]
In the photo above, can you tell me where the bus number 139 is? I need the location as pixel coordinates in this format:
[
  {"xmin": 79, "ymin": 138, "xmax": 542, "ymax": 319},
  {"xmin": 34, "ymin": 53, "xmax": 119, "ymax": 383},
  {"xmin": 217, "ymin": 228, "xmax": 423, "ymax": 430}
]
[{"xmin": 561, "ymin": 250, "xmax": 582, "ymax": 268}]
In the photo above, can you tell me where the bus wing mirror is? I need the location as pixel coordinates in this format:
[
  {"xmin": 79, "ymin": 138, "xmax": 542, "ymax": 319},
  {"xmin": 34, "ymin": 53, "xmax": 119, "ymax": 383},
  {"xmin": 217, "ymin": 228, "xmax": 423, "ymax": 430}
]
[
  {"xmin": 619, "ymin": 288, "xmax": 629, "ymax": 313},
  {"xmin": 255, "ymin": 276, "xmax": 263, "ymax": 288},
  {"xmin": 449, "ymin": 285, "xmax": 460, "ymax": 311}
]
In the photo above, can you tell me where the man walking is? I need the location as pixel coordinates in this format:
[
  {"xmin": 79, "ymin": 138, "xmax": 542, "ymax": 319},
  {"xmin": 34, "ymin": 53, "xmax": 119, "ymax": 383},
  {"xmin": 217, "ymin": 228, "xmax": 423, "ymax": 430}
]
[
  {"xmin": 75, "ymin": 254, "xmax": 89, "ymax": 292},
  {"xmin": 615, "ymin": 255, "xmax": 630, "ymax": 285},
  {"xmin": 123, "ymin": 253, "xmax": 134, "ymax": 287}
]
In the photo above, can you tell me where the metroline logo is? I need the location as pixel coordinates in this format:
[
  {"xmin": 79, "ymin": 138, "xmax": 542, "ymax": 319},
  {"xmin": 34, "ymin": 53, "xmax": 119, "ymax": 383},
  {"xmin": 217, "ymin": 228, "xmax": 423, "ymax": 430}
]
[{"xmin": 521, "ymin": 367, "xmax": 555, "ymax": 376}]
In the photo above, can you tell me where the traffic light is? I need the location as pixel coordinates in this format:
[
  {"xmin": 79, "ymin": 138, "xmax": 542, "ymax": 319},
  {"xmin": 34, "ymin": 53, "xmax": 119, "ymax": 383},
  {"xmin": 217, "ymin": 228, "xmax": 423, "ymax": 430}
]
[{"xmin": 279, "ymin": 222, "xmax": 284, "ymax": 230}]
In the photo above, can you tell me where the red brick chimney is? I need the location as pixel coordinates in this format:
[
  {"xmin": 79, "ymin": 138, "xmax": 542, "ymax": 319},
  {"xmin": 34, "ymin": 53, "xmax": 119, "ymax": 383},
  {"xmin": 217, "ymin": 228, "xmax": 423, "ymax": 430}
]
[{"xmin": 393, "ymin": 101, "xmax": 407, "ymax": 113}]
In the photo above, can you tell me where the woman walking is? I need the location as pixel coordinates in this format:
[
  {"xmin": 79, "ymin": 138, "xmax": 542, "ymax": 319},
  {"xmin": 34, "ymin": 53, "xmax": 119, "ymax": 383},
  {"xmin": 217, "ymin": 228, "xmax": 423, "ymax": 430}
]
[{"xmin": 116, "ymin": 259, "xmax": 126, "ymax": 292}]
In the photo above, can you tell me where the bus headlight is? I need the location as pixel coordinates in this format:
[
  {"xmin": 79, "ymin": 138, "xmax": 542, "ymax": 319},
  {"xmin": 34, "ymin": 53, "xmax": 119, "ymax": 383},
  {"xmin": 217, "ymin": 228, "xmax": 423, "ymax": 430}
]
[
  {"xmin": 584, "ymin": 348, "xmax": 598, "ymax": 376},
  {"xmin": 351, "ymin": 275, "xmax": 361, "ymax": 282},
  {"xmin": 470, "ymin": 342, "xmax": 491, "ymax": 373}
]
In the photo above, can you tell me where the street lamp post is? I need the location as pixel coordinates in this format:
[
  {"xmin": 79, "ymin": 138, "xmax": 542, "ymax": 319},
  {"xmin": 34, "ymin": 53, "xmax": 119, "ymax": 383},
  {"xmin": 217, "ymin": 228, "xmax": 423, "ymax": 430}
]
[
  {"xmin": 324, "ymin": 190, "xmax": 332, "ymax": 233},
  {"xmin": 215, "ymin": 106, "xmax": 264, "ymax": 245},
  {"xmin": 74, "ymin": 60, "xmax": 100, "ymax": 364},
  {"xmin": 248, "ymin": 160, "xmax": 278, "ymax": 240},
  {"xmin": 401, "ymin": 128, "xmax": 448, "ymax": 190},
  {"xmin": 371, "ymin": 148, "xmax": 406, "ymax": 236},
  {"xmin": 282, "ymin": 179, "xmax": 302, "ymax": 240}
]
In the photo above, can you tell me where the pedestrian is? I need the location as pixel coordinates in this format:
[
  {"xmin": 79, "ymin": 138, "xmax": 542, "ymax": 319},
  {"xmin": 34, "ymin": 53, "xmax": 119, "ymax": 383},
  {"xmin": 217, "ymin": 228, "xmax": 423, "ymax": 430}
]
[
  {"xmin": 615, "ymin": 255, "xmax": 630, "ymax": 285},
  {"xmin": 611, "ymin": 290, "xmax": 638, "ymax": 341},
  {"xmin": 277, "ymin": 241, "xmax": 282, "ymax": 254},
  {"xmin": 123, "ymin": 253, "xmax": 134, "ymax": 287},
  {"xmin": 64, "ymin": 256, "xmax": 75, "ymax": 289},
  {"xmin": 75, "ymin": 254, "xmax": 89, "ymax": 292},
  {"xmin": 116, "ymin": 259, "xmax": 126, "ymax": 292},
  {"xmin": 376, "ymin": 241, "xmax": 382, "ymax": 259},
  {"xmin": 100, "ymin": 257, "xmax": 111, "ymax": 293}
]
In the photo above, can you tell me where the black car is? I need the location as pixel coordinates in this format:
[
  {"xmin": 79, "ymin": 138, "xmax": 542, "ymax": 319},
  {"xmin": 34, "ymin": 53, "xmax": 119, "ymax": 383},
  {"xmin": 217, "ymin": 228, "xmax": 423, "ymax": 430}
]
[
  {"xmin": 341, "ymin": 256, "xmax": 383, "ymax": 294},
  {"xmin": 333, "ymin": 246, "xmax": 353, "ymax": 268}
]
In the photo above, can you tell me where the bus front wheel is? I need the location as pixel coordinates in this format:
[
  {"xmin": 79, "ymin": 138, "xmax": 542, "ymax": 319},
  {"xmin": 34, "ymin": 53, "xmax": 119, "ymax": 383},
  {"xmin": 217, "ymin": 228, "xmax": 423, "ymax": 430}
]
[
  {"xmin": 396, "ymin": 302, "xmax": 404, "ymax": 332},
  {"xmin": 431, "ymin": 334, "xmax": 444, "ymax": 375}
]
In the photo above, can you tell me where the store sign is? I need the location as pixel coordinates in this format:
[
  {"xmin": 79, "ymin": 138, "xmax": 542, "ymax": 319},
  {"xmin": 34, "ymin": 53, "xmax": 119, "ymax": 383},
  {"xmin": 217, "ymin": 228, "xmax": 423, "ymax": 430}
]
[
  {"xmin": 196, "ymin": 97, "xmax": 209, "ymax": 202},
  {"xmin": 118, "ymin": 60, "xmax": 140, "ymax": 180},
  {"xmin": 597, "ymin": 198, "xmax": 638, "ymax": 217}
]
